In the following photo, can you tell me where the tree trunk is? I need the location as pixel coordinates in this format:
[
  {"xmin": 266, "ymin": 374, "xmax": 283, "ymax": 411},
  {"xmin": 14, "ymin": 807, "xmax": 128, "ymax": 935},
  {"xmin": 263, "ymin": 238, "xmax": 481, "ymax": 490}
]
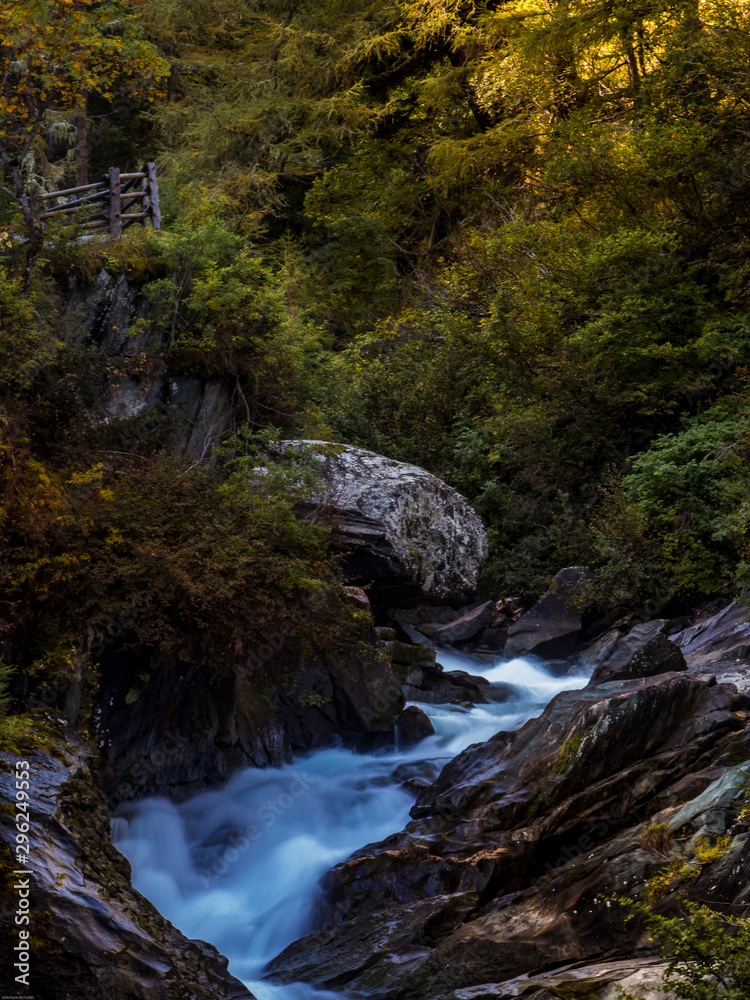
[
  {"xmin": 622, "ymin": 33, "xmax": 640, "ymax": 94},
  {"xmin": 75, "ymin": 93, "xmax": 88, "ymax": 186}
]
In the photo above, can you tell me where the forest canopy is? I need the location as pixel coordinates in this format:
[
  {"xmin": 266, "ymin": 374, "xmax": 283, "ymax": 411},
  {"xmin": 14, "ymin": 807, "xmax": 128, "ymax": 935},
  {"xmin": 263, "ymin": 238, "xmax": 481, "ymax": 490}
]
[{"xmin": 3, "ymin": 0, "xmax": 750, "ymax": 667}]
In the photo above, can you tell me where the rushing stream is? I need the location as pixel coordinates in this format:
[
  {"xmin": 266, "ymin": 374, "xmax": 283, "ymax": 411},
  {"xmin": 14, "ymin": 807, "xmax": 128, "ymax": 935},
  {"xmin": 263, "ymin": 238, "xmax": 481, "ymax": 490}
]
[{"xmin": 112, "ymin": 651, "xmax": 589, "ymax": 998}]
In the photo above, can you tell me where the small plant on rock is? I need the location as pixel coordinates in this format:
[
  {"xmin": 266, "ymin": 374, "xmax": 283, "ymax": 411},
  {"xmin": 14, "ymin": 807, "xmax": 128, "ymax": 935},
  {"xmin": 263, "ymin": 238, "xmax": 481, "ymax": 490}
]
[
  {"xmin": 554, "ymin": 728, "xmax": 592, "ymax": 775},
  {"xmin": 643, "ymin": 832, "xmax": 734, "ymax": 903},
  {"xmin": 619, "ymin": 901, "xmax": 750, "ymax": 1000},
  {"xmin": 639, "ymin": 822, "xmax": 675, "ymax": 859}
]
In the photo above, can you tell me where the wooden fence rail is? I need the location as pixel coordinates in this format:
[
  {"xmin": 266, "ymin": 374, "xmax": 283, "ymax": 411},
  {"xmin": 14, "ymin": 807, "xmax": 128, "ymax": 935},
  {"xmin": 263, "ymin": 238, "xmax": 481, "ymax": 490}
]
[{"xmin": 36, "ymin": 163, "xmax": 161, "ymax": 237}]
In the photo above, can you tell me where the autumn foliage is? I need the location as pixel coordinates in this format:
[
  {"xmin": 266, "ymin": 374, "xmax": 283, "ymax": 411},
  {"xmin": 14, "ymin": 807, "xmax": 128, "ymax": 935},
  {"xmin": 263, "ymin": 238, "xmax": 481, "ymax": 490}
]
[{"xmin": 0, "ymin": 0, "xmax": 167, "ymax": 199}]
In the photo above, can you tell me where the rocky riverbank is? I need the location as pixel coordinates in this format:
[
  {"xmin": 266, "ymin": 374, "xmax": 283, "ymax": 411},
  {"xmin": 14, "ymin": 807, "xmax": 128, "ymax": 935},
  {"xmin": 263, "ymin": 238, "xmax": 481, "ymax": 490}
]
[
  {"xmin": 0, "ymin": 717, "xmax": 254, "ymax": 1000},
  {"xmin": 7, "ymin": 408, "xmax": 750, "ymax": 1000},
  {"xmin": 267, "ymin": 600, "xmax": 750, "ymax": 999},
  {"xmin": 9, "ymin": 597, "xmax": 750, "ymax": 1000}
]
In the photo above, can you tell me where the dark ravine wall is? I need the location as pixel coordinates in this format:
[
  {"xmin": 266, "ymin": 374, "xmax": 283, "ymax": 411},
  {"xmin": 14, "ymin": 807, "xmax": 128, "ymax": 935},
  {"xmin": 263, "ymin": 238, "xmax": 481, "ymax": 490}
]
[{"xmin": 96, "ymin": 638, "xmax": 407, "ymax": 805}]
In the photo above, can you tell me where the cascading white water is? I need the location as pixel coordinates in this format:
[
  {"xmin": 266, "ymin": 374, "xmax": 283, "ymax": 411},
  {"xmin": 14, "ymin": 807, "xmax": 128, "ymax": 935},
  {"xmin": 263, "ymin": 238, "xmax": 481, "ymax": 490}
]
[{"xmin": 112, "ymin": 652, "xmax": 588, "ymax": 999}]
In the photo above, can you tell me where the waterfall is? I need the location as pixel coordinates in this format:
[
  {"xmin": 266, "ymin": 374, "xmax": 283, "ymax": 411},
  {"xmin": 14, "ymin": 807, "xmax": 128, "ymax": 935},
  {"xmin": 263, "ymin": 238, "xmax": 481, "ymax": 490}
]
[{"xmin": 112, "ymin": 651, "xmax": 588, "ymax": 999}]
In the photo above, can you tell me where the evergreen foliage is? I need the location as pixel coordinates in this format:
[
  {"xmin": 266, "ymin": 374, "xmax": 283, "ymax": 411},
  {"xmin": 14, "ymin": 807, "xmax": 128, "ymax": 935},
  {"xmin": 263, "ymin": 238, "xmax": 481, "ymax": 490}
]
[{"xmin": 5, "ymin": 0, "xmax": 750, "ymax": 710}]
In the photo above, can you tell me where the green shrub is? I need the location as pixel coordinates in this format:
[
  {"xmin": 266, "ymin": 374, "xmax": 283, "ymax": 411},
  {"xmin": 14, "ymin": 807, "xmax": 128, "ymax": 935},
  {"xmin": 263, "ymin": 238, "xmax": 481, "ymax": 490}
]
[{"xmin": 620, "ymin": 901, "xmax": 750, "ymax": 1000}]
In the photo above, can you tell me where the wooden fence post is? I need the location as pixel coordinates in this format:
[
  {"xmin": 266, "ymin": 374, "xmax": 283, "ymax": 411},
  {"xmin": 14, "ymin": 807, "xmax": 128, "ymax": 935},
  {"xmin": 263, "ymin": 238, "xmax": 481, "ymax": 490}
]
[
  {"xmin": 35, "ymin": 166, "xmax": 160, "ymax": 237},
  {"xmin": 109, "ymin": 166, "xmax": 121, "ymax": 238},
  {"xmin": 146, "ymin": 162, "xmax": 161, "ymax": 231}
]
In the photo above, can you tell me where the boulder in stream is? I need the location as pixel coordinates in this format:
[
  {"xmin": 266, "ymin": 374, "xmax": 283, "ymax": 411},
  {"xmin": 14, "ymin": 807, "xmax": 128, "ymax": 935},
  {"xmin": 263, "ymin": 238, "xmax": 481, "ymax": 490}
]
[
  {"xmin": 504, "ymin": 566, "xmax": 594, "ymax": 660},
  {"xmin": 287, "ymin": 442, "xmax": 489, "ymax": 606},
  {"xmin": 402, "ymin": 666, "xmax": 502, "ymax": 706},
  {"xmin": 398, "ymin": 705, "xmax": 436, "ymax": 746}
]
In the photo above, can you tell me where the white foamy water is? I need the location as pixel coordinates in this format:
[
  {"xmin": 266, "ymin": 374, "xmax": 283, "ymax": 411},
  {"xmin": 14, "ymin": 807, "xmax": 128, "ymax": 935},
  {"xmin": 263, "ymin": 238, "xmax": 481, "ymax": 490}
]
[{"xmin": 112, "ymin": 651, "xmax": 588, "ymax": 998}]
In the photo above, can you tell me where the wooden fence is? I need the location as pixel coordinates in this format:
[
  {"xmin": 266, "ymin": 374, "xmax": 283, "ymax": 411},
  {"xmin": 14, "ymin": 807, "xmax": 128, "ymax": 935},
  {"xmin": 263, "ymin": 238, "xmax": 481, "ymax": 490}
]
[{"xmin": 36, "ymin": 163, "xmax": 161, "ymax": 237}]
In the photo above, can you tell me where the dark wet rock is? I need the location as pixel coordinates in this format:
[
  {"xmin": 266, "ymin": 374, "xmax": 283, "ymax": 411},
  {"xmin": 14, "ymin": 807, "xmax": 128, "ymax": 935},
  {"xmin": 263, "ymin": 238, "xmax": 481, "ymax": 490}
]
[
  {"xmin": 375, "ymin": 626, "xmax": 398, "ymax": 641},
  {"xmin": 403, "ymin": 666, "xmax": 501, "ymax": 706},
  {"xmin": 65, "ymin": 268, "xmax": 236, "ymax": 457},
  {"xmin": 388, "ymin": 640, "xmax": 438, "ymax": 668},
  {"xmin": 344, "ymin": 586, "xmax": 371, "ymax": 611},
  {"xmin": 397, "ymin": 599, "xmax": 521, "ymax": 656},
  {"xmin": 578, "ymin": 624, "xmax": 630, "ymax": 674},
  {"xmin": 0, "ymin": 716, "xmax": 254, "ymax": 1000},
  {"xmin": 98, "ymin": 640, "xmax": 405, "ymax": 805},
  {"xmin": 391, "ymin": 760, "xmax": 447, "ymax": 795},
  {"xmin": 590, "ymin": 623, "xmax": 686, "ymax": 685},
  {"xmin": 423, "ymin": 603, "xmax": 494, "ymax": 644},
  {"xmin": 287, "ymin": 443, "xmax": 488, "ymax": 607},
  {"xmin": 394, "ymin": 606, "xmax": 463, "ymax": 628},
  {"xmin": 398, "ymin": 706, "xmax": 437, "ymax": 746},
  {"xmin": 66, "ymin": 268, "xmax": 153, "ymax": 355},
  {"xmin": 504, "ymin": 567, "xmax": 594, "ymax": 660},
  {"xmin": 664, "ymin": 761, "xmax": 750, "ymax": 839},
  {"xmin": 169, "ymin": 375, "xmax": 235, "ymax": 461},
  {"xmin": 648, "ymin": 764, "xmax": 726, "ymax": 814},
  {"xmin": 267, "ymin": 670, "xmax": 750, "ymax": 998},
  {"xmin": 387, "ymin": 641, "xmax": 497, "ymax": 706},
  {"xmin": 673, "ymin": 600, "xmax": 750, "ymax": 692},
  {"xmin": 665, "ymin": 615, "xmax": 693, "ymax": 636},
  {"xmin": 409, "ymin": 673, "xmax": 742, "ymax": 831},
  {"xmin": 582, "ymin": 619, "xmax": 667, "ymax": 671},
  {"xmin": 473, "ymin": 627, "xmax": 508, "ymax": 654},
  {"xmin": 541, "ymin": 659, "xmax": 575, "ymax": 677},
  {"xmin": 427, "ymin": 958, "xmax": 673, "ymax": 1000}
]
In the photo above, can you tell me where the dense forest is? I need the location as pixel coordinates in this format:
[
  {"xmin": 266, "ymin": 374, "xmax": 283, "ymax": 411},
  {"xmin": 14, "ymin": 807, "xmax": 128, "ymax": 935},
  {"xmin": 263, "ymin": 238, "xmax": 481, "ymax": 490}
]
[
  {"xmin": 6, "ymin": 4, "xmax": 750, "ymax": 999},
  {"xmin": 3, "ymin": 0, "xmax": 750, "ymax": 703}
]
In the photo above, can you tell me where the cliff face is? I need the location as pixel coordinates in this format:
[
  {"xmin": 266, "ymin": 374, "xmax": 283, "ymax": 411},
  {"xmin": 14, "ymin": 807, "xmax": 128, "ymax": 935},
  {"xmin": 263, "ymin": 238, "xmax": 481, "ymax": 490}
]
[
  {"xmin": 65, "ymin": 267, "xmax": 236, "ymax": 458},
  {"xmin": 96, "ymin": 640, "xmax": 408, "ymax": 805},
  {"xmin": 0, "ymin": 716, "xmax": 255, "ymax": 1000}
]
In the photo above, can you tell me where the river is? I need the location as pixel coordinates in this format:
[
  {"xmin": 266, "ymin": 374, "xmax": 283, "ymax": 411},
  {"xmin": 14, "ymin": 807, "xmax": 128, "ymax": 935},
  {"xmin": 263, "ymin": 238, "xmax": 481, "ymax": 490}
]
[{"xmin": 112, "ymin": 650, "xmax": 589, "ymax": 998}]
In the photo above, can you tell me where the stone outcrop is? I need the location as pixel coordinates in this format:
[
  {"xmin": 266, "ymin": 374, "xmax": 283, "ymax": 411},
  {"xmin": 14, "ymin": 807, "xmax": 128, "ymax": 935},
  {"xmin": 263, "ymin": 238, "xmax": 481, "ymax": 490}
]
[
  {"xmin": 97, "ymin": 640, "xmax": 408, "ymax": 806},
  {"xmin": 673, "ymin": 600, "xmax": 750, "ymax": 691},
  {"xmin": 65, "ymin": 268, "xmax": 236, "ymax": 459},
  {"xmin": 504, "ymin": 567, "xmax": 594, "ymax": 660},
  {"xmin": 589, "ymin": 620, "xmax": 687, "ymax": 684},
  {"xmin": 422, "ymin": 602, "xmax": 494, "ymax": 644},
  {"xmin": 424, "ymin": 958, "xmax": 674, "ymax": 1000},
  {"xmin": 393, "ymin": 598, "xmax": 523, "ymax": 655},
  {"xmin": 398, "ymin": 706, "xmax": 436, "ymax": 746},
  {"xmin": 383, "ymin": 637, "xmax": 501, "ymax": 706},
  {"xmin": 287, "ymin": 442, "xmax": 488, "ymax": 606},
  {"xmin": 267, "ymin": 659, "xmax": 750, "ymax": 999},
  {"xmin": 403, "ymin": 666, "xmax": 500, "ymax": 706},
  {"xmin": 0, "ymin": 716, "xmax": 253, "ymax": 1000}
]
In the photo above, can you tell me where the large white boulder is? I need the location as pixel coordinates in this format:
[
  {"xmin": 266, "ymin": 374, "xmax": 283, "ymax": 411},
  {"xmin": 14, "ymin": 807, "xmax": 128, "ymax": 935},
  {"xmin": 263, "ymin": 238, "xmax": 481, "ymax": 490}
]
[{"xmin": 289, "ymin": 442, "xmax": 488, "ymax": 606}]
